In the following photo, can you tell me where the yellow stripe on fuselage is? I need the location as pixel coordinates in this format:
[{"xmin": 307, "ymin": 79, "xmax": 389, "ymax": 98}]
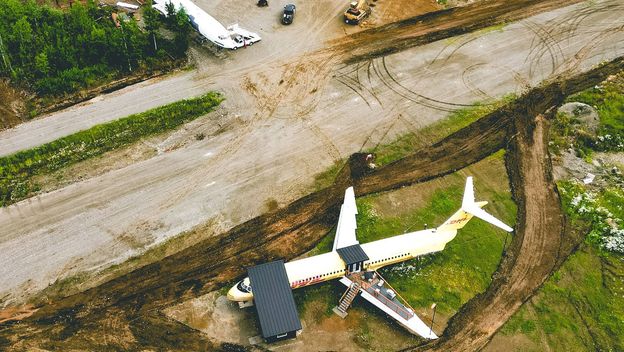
[{"xmin": 284, "ymin": 228, "xmax": 458, "ymax": 288}]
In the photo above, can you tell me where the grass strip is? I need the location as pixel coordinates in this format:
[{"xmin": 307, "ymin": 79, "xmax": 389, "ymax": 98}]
[
  {"xmin": 0, "ymin": 92, "xmax": 223, "ymax": 206},
  {"xmin": 500, "ymin": 244, "xmax": 624, "ymax": 350}
]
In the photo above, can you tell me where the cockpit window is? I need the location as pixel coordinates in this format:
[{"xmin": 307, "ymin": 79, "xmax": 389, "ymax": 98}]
[{"xmin": 237, "ymin": 280, "xmax": 252, "ymax": 293}]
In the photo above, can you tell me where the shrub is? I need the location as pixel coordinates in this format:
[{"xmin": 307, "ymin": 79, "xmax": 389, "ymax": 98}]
[{"xmin": 558, "ymin": 181, "xmax": 624, "ymax": 254}]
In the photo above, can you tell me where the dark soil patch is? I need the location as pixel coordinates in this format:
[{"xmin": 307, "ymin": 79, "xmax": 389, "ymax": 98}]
[{"xmin": 0, "ymin": 80, "xmax": 27, "ymax": 130}]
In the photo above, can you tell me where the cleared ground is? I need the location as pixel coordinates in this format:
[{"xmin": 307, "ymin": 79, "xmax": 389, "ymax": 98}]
[
  {"xmin": 1, "ymin": 0, "xmax": 623, "ymax": 309},
  {"xmin": 0, "ymin": 57, "xmax": 622, "ymax": 351}
]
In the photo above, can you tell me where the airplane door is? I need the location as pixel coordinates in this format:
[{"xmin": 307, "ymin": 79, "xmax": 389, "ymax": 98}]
[{"xmin": 349, "ymin": 262, "xmax": 363, "ymax": 273}]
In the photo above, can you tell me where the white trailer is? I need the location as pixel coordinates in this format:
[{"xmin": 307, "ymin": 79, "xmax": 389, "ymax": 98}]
[
  {"xmin": 152, "ymin": 0, "xmax": 261, "ymax": 49},
  {"xmin": 117, "ymin": 2, "xmax": 140, "ymax": 10}
]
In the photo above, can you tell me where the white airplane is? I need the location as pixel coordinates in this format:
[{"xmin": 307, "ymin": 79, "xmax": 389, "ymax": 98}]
[
  {"xmin": 228, "ymin": 177, "xmax": 513, "ymax": 339},
  {"xmin": 153, "ymin": 0, "xmax": 261, "ymax": 49}
]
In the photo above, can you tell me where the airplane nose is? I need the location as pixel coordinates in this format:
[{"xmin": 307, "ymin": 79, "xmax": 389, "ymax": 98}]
[
  {"xmin": 227, "ymin": 284, "xmax": 243, "ymax": 301},
  {"xmin": 227, "ymin": 286, "xmax": 238, "ymax": 301}
]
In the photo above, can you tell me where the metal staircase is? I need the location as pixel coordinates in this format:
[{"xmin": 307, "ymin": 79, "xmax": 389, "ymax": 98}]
[{"xmin": 333, "ymin": 282, "xmax": 360, "ymax": 318}]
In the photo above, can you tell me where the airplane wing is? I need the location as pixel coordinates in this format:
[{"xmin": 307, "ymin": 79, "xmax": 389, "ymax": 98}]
[
  {"xmin": 338, "ymin": 275, "xmax": 438, "ymax": 339},
  {"xmin": 332, "ymin": 187, "xmax": 359, "ymax": 251}
]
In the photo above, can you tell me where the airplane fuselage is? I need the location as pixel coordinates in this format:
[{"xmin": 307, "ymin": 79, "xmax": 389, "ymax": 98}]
[
  {"xmin": 226, "ymin": 178, "xmax": 513, "ymax": 342},
  {"xmin": 227, "ymin": 227, "xmax": 459, "ymax": 302}
]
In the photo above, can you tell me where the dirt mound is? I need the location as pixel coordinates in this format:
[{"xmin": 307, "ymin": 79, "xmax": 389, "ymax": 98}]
[{"xmin": 0, "ymin": 80, "xmax": 27, "ymax": 131}]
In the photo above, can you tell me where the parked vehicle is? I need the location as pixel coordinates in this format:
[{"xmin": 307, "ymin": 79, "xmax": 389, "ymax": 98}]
[
  {"xmin": 282, "ymin": 4, "xmax": 296, "ymax": 25},
  {"xmin": 343, "ymin": 0, "xmax": 370, "ymax": 24}
]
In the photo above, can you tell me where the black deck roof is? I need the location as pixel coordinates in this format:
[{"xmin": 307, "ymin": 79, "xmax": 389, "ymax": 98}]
[
  {"xmin": 336, "ymin": 244, "xmax": 369, "ymax": 265},
  {"xmin": 247, "ymin": 260, "xmax": 302, "ymax": 338}
]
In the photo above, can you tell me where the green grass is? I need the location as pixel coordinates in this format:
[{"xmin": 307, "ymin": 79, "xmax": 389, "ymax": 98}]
[
  {"xmin": 558, "ymin": 181, "xmax": 624, "ymax": 252},
  {"xmin": 563, "ymin": 72, "xmax": 624, "ymax": 155},
  {"xmin": 311, "ymin": 160, "xmax": 345, "ymax": 192},
  {"xmin": 498, "ymin": 168, "xmax": 624, "ymax": 350},
  {"xmin": 308, "ymin": 229, "xmax": 336, "ymax": 256},
  {"xmin": 567, "ymin": 76, "xmax": 624, "ymax": 133},
  {"xmin": 497, "ymin": 72, "xmax": 624, "ymax": 350},
  {"xmin": 371, "ymin": 181, "xmax": 515, "ymax": 314},
  {"xmin": 475, "ymin": 22, "xmax": 508, "ymax": 35},
  {"xmin": 549, "ymin": 111, "xmax": 582, "ymax": 156},
  {"xmin": 0, "ymin": 92, "xmax": 223, "ymax": 206},
  {"xmin": 500, "ymin": 246, "xmax": 624, "ymax": 351},
  {"xmin": 293, "ymin": 280, "xmax": 343, "ymax": 319},
  {"xmin": 370, "ymin": 94, "xmax": 516, "ymax": 167}
]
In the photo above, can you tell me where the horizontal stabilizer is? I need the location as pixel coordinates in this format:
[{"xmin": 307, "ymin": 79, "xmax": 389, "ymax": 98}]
[
  {"xmin": 439, "ymin": 177, "xmax": 513, "ymax": 232},
  {"xmin": 462, "ymin": 176, "xmax": 513, "ymax": 232},
  {"xmin": 463, "ymin": 204, "xmax": 513, "ymax": 232}
]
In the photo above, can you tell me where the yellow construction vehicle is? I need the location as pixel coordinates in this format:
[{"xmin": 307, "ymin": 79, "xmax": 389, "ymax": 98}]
[{"xmin": 343, "ymin": 0, "xmax": 371, "ymax": 25}]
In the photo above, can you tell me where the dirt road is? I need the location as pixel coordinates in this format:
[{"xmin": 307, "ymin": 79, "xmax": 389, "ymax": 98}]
[
  {"xmin": 1, "ymin": 0, "xmax": 623, "ymax": 308},
  {"xmin": 1, "ymin": 0, "xmax": 431, "ymax": 157},
  {"xmin": 413, "ymin": 96, "xmax": 567, "ymax": 352}
]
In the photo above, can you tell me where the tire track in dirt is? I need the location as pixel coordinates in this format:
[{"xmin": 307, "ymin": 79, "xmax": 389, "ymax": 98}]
[
  {"xmin": 379, "ymin": 57, "xmax": 475, "ymax": 110},
  {"xmin": 326, "ymin": 0, "xmax": 608, "ymax": 116},
  {"xmin": 524, "ymin": 1, "xmax": 623, "ymax": 79},
  {"xmin": 523, "ymin": 20, "xmax": 563, "ymax": 81},
  {"xmin": 461, "ymin": 63, "xmax": 531, "ymax": 101},
  {"xmin": 427, "ymin": 35, "xmax": 482, "ymax": 70},
  {"xmin": 558, "ymin": 21, "xmax": 624, "ymax": 74},
  {"xmin": 461, "ymin": 63, "xmax": 496, "ymax": 100}
]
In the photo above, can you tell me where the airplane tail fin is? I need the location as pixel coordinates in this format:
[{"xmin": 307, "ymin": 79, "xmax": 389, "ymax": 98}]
[{"xmin": 438, "ymin": 177, "xmax": 513, "ymax": 232}]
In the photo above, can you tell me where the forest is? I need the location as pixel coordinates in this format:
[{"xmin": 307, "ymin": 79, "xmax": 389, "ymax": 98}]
[{"xmin": 0, "ymin": 0, "xmax": 190, "ymax": 97}]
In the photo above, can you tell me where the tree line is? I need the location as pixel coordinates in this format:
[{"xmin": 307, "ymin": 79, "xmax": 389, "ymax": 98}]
[{"xmin": 0, "ymin": 0, "xmax": 191, "ymax": 97}]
